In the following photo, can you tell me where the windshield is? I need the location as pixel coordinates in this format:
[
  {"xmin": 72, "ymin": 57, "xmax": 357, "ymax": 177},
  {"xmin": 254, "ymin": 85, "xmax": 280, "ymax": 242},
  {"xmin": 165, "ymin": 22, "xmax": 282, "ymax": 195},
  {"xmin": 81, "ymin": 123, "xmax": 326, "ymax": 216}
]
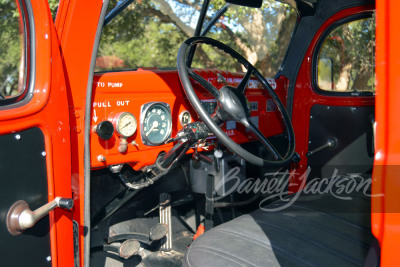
[{"xmin": 96, "ymin": 0, "xmax": 297, "ymax": 77}]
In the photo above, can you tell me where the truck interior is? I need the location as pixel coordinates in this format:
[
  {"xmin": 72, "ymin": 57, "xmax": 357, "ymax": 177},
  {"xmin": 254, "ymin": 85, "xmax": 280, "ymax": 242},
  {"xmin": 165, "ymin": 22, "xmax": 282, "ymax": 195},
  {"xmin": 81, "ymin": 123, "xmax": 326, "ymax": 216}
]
[
  {"xmin": 0, "ymin": 0, "xmax": 380, "ymax": 266},
  {"xmin": 86, "ymin": 0, "xmax": 377, "ymax": 266}
]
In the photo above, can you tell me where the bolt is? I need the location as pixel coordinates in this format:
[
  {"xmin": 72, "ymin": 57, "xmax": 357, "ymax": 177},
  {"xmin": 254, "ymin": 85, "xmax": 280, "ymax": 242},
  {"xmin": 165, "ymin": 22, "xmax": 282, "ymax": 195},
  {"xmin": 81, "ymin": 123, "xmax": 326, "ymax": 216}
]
[
  {"xmin": 42, "ymin": 151, "xmax": 47, "ymax": 157},
  {"xmin": 131, "ymin": 140, "xmax": 138, "ymax": 147},
  {"xmin": 310, "ymin": 115, "xmax": 313, "ymax": 119},
  {"xmin": 15, "ymin": 134, "xmax": 21, "ymax": 140},
  {"xmin": 327, "ymin": 106, "xmax": 330, "ymax": 110},
  {"xmin": 97, "ymin": 155, "xmax": 106, "ymax": 162},
  {"xmin": 46, "ymin": 256, "xmax": 51, "ymax": 262}
]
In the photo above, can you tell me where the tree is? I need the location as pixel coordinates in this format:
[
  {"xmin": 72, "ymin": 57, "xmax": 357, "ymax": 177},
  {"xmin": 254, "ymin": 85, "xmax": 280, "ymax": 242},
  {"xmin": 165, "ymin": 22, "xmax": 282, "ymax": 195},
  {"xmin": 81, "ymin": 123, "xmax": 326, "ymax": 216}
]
[
  {"xmin": 318, "ymin": 16, "xmax": 375, "ymax": 92},
  {"xmin": 0, "ymin": 0, "xmax": 24, "ymax": 97},
  {"xmin": 96, "ymin": 0, "xmax": 298, "ymax": 77}
]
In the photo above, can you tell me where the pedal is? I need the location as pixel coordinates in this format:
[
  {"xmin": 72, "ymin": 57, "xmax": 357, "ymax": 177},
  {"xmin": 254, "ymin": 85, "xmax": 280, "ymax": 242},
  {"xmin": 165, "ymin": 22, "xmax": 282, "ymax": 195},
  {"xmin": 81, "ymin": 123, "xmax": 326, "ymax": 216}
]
[
  {"xmin": 119, "ymin": 239, "xmax": 140, "ymax": 259},
  {"xmin": 103, "ymin": 239, "xmax": 140, "ymax": 260},
  {"xmin": 150, "ymin": 223, "xmax": 168, "ymax": 241},
  {"xmin": 159, "ymin": 193, "xmax": 172, "ymax": 251}
]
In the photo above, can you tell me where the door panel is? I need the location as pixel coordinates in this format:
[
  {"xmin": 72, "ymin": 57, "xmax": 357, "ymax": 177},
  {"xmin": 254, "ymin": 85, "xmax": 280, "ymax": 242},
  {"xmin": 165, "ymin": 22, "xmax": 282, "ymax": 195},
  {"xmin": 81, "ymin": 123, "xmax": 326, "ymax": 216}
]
[
  {"xmin": 0, "ymin": 0, "xmax": 74, "ymax": 266},
  {"xmin": 0, "ymin": 128, "xmax": 51, "ymax": 266},
  {"xmin": 307, "ymin": 105, "xmax": 374, "ymax": 178}
]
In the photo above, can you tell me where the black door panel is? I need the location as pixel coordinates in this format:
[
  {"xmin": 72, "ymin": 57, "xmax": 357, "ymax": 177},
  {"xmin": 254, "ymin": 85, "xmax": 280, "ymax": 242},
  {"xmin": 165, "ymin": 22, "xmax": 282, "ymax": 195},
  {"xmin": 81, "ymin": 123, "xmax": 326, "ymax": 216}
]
[
  {"xmin": 0, "ymin": 127, "xmax": 52, "ymax": 266},
  {"xmin": 307, "ymin": 105, "xmax": 374, "ymax": 178}
]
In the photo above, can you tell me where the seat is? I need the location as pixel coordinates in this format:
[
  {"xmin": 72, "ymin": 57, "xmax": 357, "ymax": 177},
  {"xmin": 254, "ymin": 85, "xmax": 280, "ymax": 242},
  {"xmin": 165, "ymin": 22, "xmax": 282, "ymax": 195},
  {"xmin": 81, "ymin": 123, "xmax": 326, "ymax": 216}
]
[{"xmin": 184, "ymin": 182, "xmax": 375, "ymax": 267}]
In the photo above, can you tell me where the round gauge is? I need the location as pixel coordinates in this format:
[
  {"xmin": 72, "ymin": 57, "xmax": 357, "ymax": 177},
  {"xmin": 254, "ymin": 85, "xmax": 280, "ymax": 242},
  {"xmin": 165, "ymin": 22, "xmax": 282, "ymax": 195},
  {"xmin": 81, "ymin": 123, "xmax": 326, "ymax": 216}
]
[
  {"xmin": 179, "ymin": 110, "xmax": 191, "ymax": 127},
  {"xmin": 141, "ymin": 102, "xmax": 172, "ymax": 145},
  {"xmin": 115, "ymin": 112, "xmax": 137, "ymax": 138}
]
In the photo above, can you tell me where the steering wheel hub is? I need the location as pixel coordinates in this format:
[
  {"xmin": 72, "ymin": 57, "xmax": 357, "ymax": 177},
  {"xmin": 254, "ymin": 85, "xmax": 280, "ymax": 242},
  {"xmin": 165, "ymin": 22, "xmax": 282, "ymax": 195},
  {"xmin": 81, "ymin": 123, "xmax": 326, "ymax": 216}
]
[{"xmin": 217, "ymin": 86, "xmax": 251, "ymax": 122}]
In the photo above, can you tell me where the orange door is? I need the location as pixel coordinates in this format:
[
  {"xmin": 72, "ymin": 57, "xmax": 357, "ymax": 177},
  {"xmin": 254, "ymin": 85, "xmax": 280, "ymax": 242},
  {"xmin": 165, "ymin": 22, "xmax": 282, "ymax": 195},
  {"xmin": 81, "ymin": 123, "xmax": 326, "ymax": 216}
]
[
  {"xmin": 373, "ymin": 0, "xmax": 400, "ymax": 265},
  {"xmin": 0, "ymin": 1, "xmax": 74, "ymax": 266}
]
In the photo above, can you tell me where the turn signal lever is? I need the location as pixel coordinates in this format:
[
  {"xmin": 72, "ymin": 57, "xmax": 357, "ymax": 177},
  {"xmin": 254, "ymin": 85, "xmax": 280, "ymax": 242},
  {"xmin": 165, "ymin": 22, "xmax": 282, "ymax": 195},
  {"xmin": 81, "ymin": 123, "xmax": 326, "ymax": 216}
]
[
  {"xmin": 6, "ymin": 197, "xmax": 73, "ymax": 236},
  {"xmin": 306, "ymin": 138, "xmax": 337, "ymax": 158}
]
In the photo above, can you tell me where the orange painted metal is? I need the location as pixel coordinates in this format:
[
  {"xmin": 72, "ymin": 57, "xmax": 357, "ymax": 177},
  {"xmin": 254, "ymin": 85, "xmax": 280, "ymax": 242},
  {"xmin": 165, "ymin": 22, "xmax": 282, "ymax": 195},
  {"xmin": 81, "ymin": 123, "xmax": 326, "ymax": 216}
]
[
  {"xmin": 55, "ymin": 1, "xmax": 104, "ymax": 265},
  {"xmin": 290, "ymin": 6, "xmax": 375, "ymax": 192},
  {"xmin": 0, "ymin": 1, "xmax": 74, "ymax": 266},
  {"xmin": 373, "ymin": 0, "xmax": 400, "ymax": 265}
]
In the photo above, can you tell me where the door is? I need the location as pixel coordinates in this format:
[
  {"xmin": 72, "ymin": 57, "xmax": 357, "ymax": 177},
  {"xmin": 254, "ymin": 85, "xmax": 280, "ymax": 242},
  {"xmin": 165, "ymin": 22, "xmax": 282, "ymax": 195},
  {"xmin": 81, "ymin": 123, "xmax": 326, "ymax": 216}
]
[
  {"xmin": 290, "ymin": 6, "xmax": 375, "ymax": 190},
  {"xmin": 0, "ymin": 1, "xmax": 74, "ymax": 266}
]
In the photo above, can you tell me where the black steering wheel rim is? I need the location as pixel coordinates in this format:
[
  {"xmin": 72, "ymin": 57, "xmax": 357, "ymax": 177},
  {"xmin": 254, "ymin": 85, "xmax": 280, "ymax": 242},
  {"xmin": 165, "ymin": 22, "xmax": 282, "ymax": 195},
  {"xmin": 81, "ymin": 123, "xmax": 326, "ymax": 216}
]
[{"xmin": 177, "ymin": 36, "xmax": 295, "ymax": 166}]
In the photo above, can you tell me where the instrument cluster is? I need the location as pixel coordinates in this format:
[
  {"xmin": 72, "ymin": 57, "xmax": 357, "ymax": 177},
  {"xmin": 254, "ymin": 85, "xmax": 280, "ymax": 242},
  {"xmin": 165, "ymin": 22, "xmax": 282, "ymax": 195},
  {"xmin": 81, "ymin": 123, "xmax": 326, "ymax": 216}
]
[{"xmin": 90, "ymin": 69, "xmax": 287, "ymax": 170}]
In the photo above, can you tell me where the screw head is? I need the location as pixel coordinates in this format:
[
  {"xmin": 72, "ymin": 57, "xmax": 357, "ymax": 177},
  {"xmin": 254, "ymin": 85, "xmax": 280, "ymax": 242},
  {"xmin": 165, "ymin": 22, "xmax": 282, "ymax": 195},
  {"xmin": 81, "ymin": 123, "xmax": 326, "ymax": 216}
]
[
  {"xmin": 41, "ymin": 151, "xmax": 47, "ymax": 157},
  {"xmin": 15, "ymin": 134, "xmax": 21, "ymax": 140}
]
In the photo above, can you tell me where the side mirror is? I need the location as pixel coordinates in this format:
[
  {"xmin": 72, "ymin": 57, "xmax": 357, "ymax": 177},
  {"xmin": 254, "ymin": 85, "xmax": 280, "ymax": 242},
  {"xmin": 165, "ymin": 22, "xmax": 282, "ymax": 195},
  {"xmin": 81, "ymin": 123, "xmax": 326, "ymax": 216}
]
[
  {"xmin": 318, "ymin": 58, "xmax": 334, "ymax": 90},
  {"xmin": 225, "ymin": 0, "xmax": 262, "ymax": 8}
]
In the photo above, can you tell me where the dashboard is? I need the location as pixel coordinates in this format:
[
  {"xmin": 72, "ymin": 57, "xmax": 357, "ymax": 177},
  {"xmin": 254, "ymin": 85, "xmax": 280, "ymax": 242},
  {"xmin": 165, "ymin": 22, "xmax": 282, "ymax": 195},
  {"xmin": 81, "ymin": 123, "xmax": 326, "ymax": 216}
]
[{"xmin": 90, "ymin": 68, "xmax": 288, "ymax": 170}]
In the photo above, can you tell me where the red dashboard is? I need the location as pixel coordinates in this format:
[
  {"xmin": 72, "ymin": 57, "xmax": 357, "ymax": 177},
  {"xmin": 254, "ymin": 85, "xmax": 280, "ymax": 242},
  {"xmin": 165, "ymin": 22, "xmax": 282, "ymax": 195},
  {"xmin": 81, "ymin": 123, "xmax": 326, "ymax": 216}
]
[{"xmin": 90, "ymin": 69, "xmax": 288, "ymax": 169}]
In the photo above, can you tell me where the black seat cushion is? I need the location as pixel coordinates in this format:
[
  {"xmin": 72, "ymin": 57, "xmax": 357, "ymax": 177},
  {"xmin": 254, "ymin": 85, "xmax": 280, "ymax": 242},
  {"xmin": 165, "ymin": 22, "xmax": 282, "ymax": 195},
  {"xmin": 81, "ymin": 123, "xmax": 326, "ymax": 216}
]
[{"xmin": 184, "ymin": 187, "xmax": 374, "ymax": 267}]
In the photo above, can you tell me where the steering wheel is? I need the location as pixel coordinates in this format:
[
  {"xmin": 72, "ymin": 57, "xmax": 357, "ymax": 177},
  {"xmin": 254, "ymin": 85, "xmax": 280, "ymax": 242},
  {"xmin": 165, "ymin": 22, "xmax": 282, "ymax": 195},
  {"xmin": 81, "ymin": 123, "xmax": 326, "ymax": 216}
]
[{"xmin": 177, "ymin": 37, "xmax": 295, "ymax": 166}]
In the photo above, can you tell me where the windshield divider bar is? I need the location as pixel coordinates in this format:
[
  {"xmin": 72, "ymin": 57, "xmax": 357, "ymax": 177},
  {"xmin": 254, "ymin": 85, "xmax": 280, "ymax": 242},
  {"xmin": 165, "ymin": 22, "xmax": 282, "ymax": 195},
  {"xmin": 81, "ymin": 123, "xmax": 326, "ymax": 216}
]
[
  {"xmin": 186, "ymin": 0, "xmax": 211, "ymax": 67},
  {"xmin": 201, "ymin": 3, "xmax": 232, "ymax": 37}
]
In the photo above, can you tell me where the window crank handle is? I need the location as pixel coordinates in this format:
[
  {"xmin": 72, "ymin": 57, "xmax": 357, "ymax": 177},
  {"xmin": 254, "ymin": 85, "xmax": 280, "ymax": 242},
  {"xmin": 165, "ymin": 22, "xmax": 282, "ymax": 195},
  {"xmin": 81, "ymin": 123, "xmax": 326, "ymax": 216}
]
[
  {"xmin": 306, "ymin": 138, "xmax": 337, "ymax": 157},
  {"xmin": 6, "ymin": 197, "xmax": 73, "ymax": 236}
]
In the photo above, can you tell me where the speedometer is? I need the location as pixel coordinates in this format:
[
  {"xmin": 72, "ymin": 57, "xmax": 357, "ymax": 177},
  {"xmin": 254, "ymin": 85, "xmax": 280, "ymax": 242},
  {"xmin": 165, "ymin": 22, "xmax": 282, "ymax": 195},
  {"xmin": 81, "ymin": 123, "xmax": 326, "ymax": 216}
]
[{"xmin": 141, "ymin": 102, "xmax": 172, "ymax": 146}]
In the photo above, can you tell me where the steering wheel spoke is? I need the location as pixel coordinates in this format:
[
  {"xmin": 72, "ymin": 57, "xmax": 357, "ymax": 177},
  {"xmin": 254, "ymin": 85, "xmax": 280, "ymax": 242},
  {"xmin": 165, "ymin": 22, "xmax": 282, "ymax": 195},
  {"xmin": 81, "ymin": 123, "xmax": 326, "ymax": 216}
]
[
  {"xmin": 236, "ymin": 67, "xmax": 253, "ymax": 93},
  {"xmin": 241, "ymin": 118, "xmax": 282, "ymax": 160},
  {"xmin": 188, "ymin": 69, "xmax": 220, "ymax": 98},
  {"xmin": 178, "ymin": 36, "xmax": 295, "ymax": 166}
]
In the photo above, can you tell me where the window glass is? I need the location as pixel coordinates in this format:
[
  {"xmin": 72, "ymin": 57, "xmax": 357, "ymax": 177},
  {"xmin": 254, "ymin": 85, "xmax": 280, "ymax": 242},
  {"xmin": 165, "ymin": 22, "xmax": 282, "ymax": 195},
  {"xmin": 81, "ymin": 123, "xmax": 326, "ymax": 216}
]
[
  {"xmin": 96, "ymin": 0, "xmax": 297, "ymax": 77},
  {"xmin": 0, "ymin": 0, "xmax": 26, "ymax": 99},
  {"xmin": 197, "ymin": 1, "xmax": 297, "ymax": 77},
  {"xmin": 317, "ymin": 15, "xmax": 375, "ymax": 93},
  {"xmin": 96, "ymin": 0, "xmax": 200, "ymax": 71}
]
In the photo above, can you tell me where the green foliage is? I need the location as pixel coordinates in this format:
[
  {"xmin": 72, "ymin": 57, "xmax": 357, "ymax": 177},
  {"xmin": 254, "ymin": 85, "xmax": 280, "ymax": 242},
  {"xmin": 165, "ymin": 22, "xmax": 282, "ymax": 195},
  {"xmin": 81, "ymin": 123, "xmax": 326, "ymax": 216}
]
[
  {"xmin": 99, "ymin": 20, "xmax": 187, "ymax": 70},
  {"xmin": 97, "ymin": 0, "xmax": 194, "ymax": 70},
  {"xmin": 318, "ymin": 16, "xmax": 375, "ymax": 92},
  {"xmin": 47, "ymin": 0, "xmax": 59, "ymax": 19},
  {"xmin": 0, "ymin": 0, "xmax": 23, "ymax": 97},
  {"xmin": 97, "ymin": 0, "xmax": 298, "ymax": 76}
]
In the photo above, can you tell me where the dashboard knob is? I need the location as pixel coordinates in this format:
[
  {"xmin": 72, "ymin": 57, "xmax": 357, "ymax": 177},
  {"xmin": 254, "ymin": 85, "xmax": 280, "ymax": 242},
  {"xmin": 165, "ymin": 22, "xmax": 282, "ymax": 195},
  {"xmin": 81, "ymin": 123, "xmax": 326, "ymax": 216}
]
[{"xmin": 95, "ymin": 121, "xmax": 114, "ymax": 140}]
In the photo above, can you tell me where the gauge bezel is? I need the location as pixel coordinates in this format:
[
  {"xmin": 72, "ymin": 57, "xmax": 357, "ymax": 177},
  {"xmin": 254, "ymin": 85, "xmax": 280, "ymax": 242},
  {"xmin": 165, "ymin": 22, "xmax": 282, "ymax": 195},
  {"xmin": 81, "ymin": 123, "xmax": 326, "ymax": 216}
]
[
  {"xmin": 179, "ymin": 110, "xmax": 192, "ymax": 127},
  {"xmin": 115, "ymin": 112, "xmax": 138, "ymax": 138},
  {"xmin": 140, "ymin": 102, "xmax": 172, "ymax": 146}
]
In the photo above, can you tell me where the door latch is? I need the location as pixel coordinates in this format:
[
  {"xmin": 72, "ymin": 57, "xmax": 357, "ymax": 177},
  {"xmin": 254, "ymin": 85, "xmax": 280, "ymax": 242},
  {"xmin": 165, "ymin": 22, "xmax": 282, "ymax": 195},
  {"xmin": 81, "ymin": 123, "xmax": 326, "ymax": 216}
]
[{"xmin": 6, "ymin": 197, "xmax": 73, "ymax": 236}]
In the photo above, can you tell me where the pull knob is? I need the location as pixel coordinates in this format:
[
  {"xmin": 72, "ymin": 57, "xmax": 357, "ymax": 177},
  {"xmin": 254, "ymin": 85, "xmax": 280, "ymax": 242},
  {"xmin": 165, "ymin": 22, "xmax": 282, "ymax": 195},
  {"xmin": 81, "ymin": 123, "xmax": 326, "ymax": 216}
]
[
  {"xmin": 6, "ymin": 197, "xmax": 73, "ymax": 236},
  {"xmin": 306, "ymin": 138, "xmax": 337, "ymax": 157},
  {"xmin": 94, "ymin": 120, "xmax": 114, "ymax": 140}
]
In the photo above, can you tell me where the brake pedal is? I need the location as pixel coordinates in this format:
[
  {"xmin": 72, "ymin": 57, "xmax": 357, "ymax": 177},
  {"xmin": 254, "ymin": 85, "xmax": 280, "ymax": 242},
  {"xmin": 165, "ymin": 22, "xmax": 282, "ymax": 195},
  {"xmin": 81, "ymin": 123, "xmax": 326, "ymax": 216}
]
[
  {"xmin": 119, "ymin": 239, "xmax": 141, "ymax": 259},
  {"xmin": 159, "ymin": 193, "xmax": 172, "ymax": 251},
  {"xmin": 150, "ymin": 223, "xmax": 168, "ymax": 241}
]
